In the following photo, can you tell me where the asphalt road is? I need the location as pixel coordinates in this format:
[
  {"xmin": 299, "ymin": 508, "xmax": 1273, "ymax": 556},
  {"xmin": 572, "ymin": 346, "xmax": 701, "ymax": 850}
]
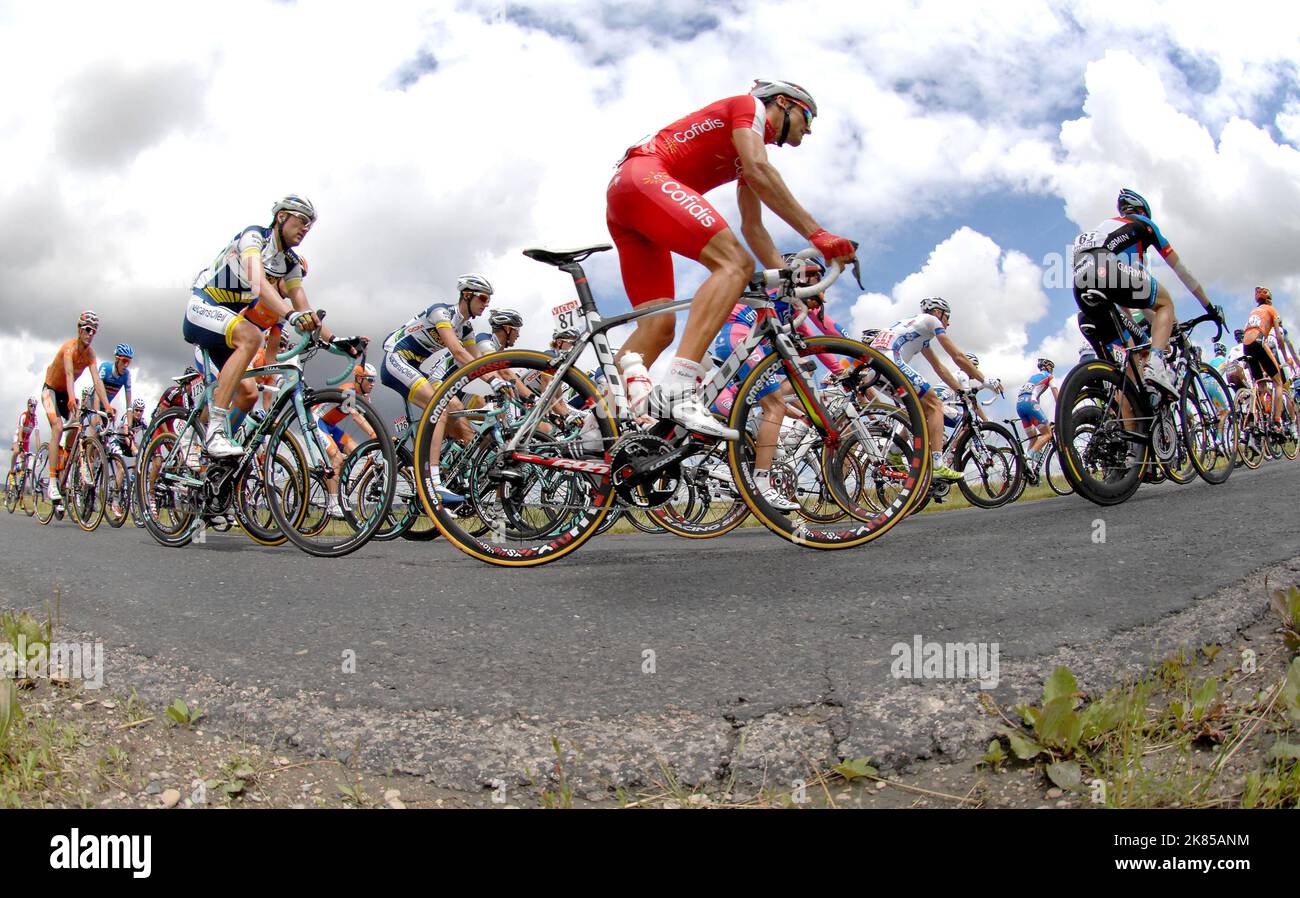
[{"xmin": 3, "ymin": 461, "xmax": 1298, "ymax": 792}]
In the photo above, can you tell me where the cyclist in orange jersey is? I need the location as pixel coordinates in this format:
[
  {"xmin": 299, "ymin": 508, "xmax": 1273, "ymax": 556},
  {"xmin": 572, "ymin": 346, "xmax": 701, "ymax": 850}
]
[{"xmin": 41, "ymin": 311, "xmax": 114, "ymax": 502}]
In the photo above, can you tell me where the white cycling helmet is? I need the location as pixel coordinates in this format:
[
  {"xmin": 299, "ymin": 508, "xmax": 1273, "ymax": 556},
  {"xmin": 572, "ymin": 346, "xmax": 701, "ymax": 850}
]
[
  {"xmin": 965, "ymin": 353, "xmax": 980, "ymax": 368},
  {"xmin": 456, "ymin": 273, "xmax": 494, "ymax": 296},
  {"xmin": 750, "ymin": 79, "xmax": 818, "ymax": 117},
  {"xmin": 272, "ymin": 194, "xmax": 317, "ymax": 222},
  {"xmin": 920, "ymin": 297, "xmax": 951, "ymax": 316}
]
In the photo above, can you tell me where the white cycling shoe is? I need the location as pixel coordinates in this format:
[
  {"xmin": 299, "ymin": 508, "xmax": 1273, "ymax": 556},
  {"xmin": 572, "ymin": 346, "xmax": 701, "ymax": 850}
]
[
  {"xmin": 1142, "ymin": 355, "xmax": 1178, "ymax": 396},
  {"xmin": 48, "ymin": 480, "xmax": 62, "ymax": 502},
  {"xmin": 760, "ymin": 485, "xmax": 800, "ymax": 512},
  {"xmin": 647, "ymin": 384, "xmax": 738, "ymax": 441},
  {"xmin": 205, "ymin": 429, "xmax": 245, "ymax": 459}
]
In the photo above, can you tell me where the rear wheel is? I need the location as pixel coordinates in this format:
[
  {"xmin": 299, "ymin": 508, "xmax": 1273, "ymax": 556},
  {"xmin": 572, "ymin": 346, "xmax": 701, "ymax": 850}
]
[
  {"xmin": 413, "ymin": 351, "xmax": 617, "ymax": 567},
  {"xmin": 104, "ymin": 455, "xmax": 129, "ymax": 528},
  {"xmin": 1055, "ymin": 361, "xmax": 1146, "ymax": 507},
  {"xmin": 139, "ymin": 428, "xmax": 199, "ymax": 547},
  {"xmin": 652, "ymin": 434, "xmax": 752, "ymax": 539}
]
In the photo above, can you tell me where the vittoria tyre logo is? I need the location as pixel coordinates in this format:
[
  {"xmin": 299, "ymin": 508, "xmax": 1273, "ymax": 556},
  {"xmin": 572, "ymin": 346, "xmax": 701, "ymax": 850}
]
[{"xmin": 658, "ymin": 181, "xmax": 716, "ymax": 228}]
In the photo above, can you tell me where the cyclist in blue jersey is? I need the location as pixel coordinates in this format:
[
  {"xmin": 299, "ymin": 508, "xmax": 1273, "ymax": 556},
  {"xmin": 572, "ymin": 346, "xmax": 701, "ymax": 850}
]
[
  {"xmin": 1016, "ymin": 358, "xmax": 1059, "ymax": 483},
  {"xmin": 1071, "ymin": 188, "xmax": 1220, "ymax": 396},
  {"xmin": 868, "ymin": 297, "xmax": 998, "ymax": 481},
  {"xmin": 93, "ymin": 343, "xmax": 134, "ymax": 420}
]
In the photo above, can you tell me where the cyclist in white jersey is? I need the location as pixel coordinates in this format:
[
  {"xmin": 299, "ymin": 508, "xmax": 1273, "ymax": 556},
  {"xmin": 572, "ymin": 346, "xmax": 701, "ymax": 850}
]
[
  {"xmin": 869, "ymin": 297, "xmax": 998, "ymax": 480},
  {"xmin": 1016, "ymin": 359, "xmax": 1060, "ymax": 482},
  {"xmin": 380, "ymin": 274, "xmax": 493, "ymax": 499}
]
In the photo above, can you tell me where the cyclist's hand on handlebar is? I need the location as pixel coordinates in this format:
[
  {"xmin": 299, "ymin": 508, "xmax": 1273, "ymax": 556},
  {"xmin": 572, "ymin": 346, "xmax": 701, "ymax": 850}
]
[
  {"xmin": 331, "ymin": 335, "xmax": 366, "ymax": 358},
  {"xmin": 809, "ymin": 229, "xmax": 857, "ymax": 264},
  {"xmin": 287, "ymin": 309, "xmax": 321, "ymax": 333}
]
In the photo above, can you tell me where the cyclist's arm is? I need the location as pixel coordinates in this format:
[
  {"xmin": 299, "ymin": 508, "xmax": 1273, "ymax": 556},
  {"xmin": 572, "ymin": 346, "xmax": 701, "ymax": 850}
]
[
  {"xmin": 921, "ymin": 345, "xmax": 964, "ymax": 393},
  {"xmin": 934, "ymin": 334, "xmax": 983, "ymax": 383},
  {"xmin": 1051, "ymin": 384, "xmax": 1060, "ymax": 402},
  {"xmin": 733, "ymin": 130, "xmax": 829, "ymax": 251},
  {"xmin": 1160, "ymin": 248, "xmax": 1213, "ymax": 311},
  {"xmin": 243, "ymin": 252, "xmax": 293, "ymax": 322},
  {"xmin": 348, "ymin": 410, "xmax": 377, "ymax": 441},
  {"xmin": 438, "ymin": 327, "xmax": 476, "ymax": 368},
  {"xmin": 736, "ymin": 183, "xmax": 784, "ymax": 269},
  {"xmin": 88, "ymin": 360, "xmax": 113, "ymax": 417}
]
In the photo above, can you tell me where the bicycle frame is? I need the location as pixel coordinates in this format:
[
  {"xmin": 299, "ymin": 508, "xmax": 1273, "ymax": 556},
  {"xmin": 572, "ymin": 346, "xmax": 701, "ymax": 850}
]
[
  {"xmin": 156, "ymin": 338, "xmax": 356, "ymax": 493},
  {"xmin": 500, "ymin": 270, "xmax": 852, "ymax": 463}
]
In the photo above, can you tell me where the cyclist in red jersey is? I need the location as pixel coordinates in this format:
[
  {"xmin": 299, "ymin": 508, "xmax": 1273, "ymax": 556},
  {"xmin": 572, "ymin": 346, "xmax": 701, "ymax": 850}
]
[
  {"xmin": 10, "ymin": 397, "xmax": 40, "ymax": 476},
  {"xmin": 606, "ymin": 79, "xmax": 857, "ymax": 439}
]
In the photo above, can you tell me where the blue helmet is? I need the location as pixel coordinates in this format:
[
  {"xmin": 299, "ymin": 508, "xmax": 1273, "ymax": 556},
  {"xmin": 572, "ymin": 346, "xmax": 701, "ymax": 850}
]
[
  {"xmin": 115, "ymin": 343, "xmax": 134, "ymax": 359},
  {"xmin": 1117, "ymin": 188, "xmax": 1152, "ymax": 219}
]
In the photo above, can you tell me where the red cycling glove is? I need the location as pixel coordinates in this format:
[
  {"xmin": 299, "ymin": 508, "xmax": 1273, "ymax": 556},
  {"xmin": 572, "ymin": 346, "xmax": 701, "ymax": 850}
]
[{"xmin": 809, "ymin": 228, "xmax": 855, "ymax": 262}]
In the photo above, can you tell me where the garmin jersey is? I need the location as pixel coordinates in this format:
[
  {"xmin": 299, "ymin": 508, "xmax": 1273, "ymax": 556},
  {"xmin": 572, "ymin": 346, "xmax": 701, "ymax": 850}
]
[
  {"xmin": 97, "ymin": 361, "xmax": 132, "ymax": 401},
  {"xmin": 1017, "ymin": 371, "xmax": 1053, "ymax": 403},
  {"xmin": 870, "ymin": 313, "xmax": 946, "ymax": 363},
  {"xmin": 383, "ymin": 302, "xmax": 477, "ymax": 368},
  {"xmin": 192, "ymin": 225, "xmax": 305, "ymax": 311},
  {"xmin": 1071, "ymin": 214, "xmax": 1174, "ymax": 270},
  {"xmin": 619, "ymin": 95, "xmax": 772, "ymax": 193}
]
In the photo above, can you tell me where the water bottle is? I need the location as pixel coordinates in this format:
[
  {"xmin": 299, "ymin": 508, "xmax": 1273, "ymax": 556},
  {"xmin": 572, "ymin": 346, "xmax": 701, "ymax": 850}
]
[{"xmin": 619, "ymin": 353, "xmax": 653, "ymax": 417}]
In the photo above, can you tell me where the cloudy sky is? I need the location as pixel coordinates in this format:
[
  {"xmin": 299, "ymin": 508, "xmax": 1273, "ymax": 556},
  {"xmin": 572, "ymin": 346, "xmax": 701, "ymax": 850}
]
[{"xmin": 3, "ymin": 0, "xmax": 1299, "ymax": 429}]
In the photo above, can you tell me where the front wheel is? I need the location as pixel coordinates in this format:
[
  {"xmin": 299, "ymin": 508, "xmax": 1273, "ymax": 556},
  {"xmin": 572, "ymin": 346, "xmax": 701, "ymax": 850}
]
[
  {"xmin": 265, "ymin": 389, "xmax": 395, "ymax": 558},
  {"xmin": 68, "ymin": 434, "xmax": 108, "ymax": 532},
  {"xmin": 953, "ymin": 422, "xmax": 1022, "ymax": 508},
  {"xmin": 728, "ymin": 336, "xmax": 929, "ymax": 549}
]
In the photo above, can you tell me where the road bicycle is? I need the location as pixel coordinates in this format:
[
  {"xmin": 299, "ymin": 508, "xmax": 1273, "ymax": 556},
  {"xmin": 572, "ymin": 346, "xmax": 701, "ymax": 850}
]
[
  {"xmin": 1056, "ymin": 301, "xmax": 1232, "ymax": 506},
  {"xmin": 1000, "ymin": 417, "xmax": 1072, "ymax": 498},
  {"xmin": 34, "ymin": 407, "xmax": 109, "ymax": 531},
  {"xmin": 139, "ymin": 325, "xmax": 395, "ymax": 557},
  {"xmin": 411, "ymin": 244, "xmax": 930, "ymax": 566},
  {"xmin": 906, "ymin": 385, "xmax": 1020, "ymax": 515},
  {"xmin": 4, "ymin": 444, "xmax": 44, "ymax": 516}
]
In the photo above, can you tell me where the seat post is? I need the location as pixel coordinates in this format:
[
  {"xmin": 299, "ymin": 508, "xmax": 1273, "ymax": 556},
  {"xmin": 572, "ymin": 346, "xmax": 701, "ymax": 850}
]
[{"xmin": 560, "ymin": 262, "xmax": 599, "ymax": 314}]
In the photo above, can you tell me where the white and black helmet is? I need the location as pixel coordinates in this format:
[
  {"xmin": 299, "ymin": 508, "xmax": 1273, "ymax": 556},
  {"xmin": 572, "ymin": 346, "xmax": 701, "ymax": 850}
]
[
  {"xmin": 489, "ymin": 308, "xmax": 523, "ymax": 328},
  {"xmin": 456, "ymin": 273, "xmax": 494, "ymax": 296},
  {"xmin": 920, "ymin": 297, "xmax": 951, "ymax": 316},
  {"xmin": 272, "ymin": 194, "xmax": 317, "ymax": 222},
  {"xmin": 750, "ymin": 79, "xmax": 818, "ymax": 117},
  {"xmin": 1037, "ymin": 358, "xmax": 1055, "ymax": 372},
  {"xmin": 861, "ymin": 327, "xmax": 882, "ymax": 343},
  {"xmin": 965, "ymin": 353, "xmax": 980, "ymax": 368}
]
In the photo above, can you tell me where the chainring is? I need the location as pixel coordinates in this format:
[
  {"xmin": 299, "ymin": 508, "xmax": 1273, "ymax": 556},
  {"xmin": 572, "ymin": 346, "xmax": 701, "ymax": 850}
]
[{"xmin": 610, "ymin": 433, "xmax": 681, "ymax": 509}]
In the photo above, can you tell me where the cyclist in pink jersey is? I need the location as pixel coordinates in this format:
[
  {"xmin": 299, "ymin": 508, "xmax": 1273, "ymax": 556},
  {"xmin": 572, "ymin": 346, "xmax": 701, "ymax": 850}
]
[{"xmin": 606, "ymin": 79, "xmax": 856, "ymax": 440}]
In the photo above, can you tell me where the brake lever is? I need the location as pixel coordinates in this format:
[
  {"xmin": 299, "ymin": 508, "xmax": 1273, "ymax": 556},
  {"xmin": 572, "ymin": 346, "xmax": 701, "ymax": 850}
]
[{"xmin": 849, "ymin": 241, "xmax": 864, "ymax": 290}]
